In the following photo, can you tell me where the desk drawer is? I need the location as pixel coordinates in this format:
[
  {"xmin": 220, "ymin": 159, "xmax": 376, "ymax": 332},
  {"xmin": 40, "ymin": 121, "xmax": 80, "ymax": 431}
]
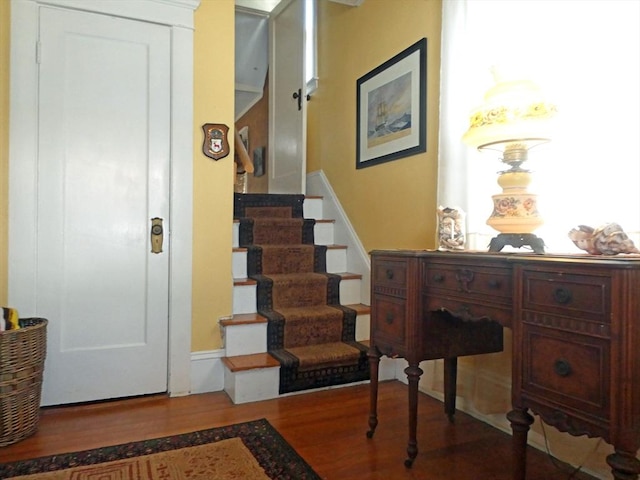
[
  {"xmin": 424, "ymin": 263, "xmax": 512, "ymax": 300},
  {"xmin": 425, "ymin": 296, "xmax": 512, "ymax": 327},
  {"xmin": 371, "ymin": 295, "xmax": 406, "ymax": 355},
  {"xmin": 521, "ymin": 324, "xmax": 610, "ymax": 420},
  {"xmin": 372, "ymin": 258, "xmax": 408, "ymax": 297},
  {"xmin": 522, "ymin": 270, "xmax": 610, "ymax": 322}
]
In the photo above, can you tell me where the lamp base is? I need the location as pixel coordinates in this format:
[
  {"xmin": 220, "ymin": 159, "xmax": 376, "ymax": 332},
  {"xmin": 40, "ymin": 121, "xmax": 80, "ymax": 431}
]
[{"xmin": 488, "ymin": 233, "xmax": 545, "ymax": 254}]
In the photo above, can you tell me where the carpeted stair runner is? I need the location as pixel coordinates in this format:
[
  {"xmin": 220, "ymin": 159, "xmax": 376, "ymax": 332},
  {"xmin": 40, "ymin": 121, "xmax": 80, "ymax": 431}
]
[{"xmin": 235, "ymin": 193, "xmax": 369, "ymax": 394}]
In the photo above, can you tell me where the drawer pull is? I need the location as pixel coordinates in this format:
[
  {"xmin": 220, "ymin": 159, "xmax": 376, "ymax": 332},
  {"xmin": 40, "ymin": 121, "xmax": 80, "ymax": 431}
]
[
  {"xmin": 385, "ymin": 312, "xmax": 394, "ymax": 324},
  {"xmin": 488, "ymin": 279, "xmax": 500, "ymax": 289},
  {"xmin": 553, "ymin": 287, "xmax": 572, "ymax": 305},
  {"xmin": 386, "ymin": 269, "xmax": 394, "ymax": 280},
  {"xmin": 432, "ymin": 273, "xmax": 445, "ymax": 283},
  {"xmin": 553, "ymin": 359, "xmax": 572, "ymax": 377},
  {"xmin": 456, "ymin": 269, "xmax": 474, "ymax": 292}
]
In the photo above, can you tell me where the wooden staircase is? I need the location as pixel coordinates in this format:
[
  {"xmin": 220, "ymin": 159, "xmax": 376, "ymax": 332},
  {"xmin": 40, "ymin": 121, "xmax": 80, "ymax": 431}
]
[{"xmin": 222, "ymin": 195, "xmax": 372, "ymax": 403}]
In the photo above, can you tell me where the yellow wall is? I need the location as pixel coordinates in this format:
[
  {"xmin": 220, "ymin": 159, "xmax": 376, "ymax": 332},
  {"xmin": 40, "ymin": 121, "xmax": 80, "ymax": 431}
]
[
  {"xmin": 308, "ymin": 0, "xmax": 442, "ymax": 252},
  {"xmin": 191, "ymin": 0, "xmax": 235, "ymax": 351}
]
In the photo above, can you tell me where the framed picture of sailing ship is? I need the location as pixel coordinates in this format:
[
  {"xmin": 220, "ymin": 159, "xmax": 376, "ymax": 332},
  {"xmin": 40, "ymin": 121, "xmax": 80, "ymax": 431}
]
[{"xmin": 356, "ymin": 38, "xmax": 427, "ymax": 169}]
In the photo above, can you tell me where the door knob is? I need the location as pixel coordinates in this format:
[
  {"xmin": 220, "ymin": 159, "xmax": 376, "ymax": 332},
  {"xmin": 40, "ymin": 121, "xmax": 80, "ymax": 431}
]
[
  {"xmin": 292, "ymin": 88, "xmax": 302, "ymax": 111},
  {"xmin": 292, "ymin": 89, "xmax": 310, "ymax": 110},
  {"xmin": 150, "ymin": 217, "xmax": 164, "ymax": 253}
]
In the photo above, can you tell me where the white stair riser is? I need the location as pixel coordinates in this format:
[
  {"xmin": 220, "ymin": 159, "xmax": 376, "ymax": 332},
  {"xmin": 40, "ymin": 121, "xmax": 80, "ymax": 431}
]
[
  {"xmin": 233, "ymin": 222, "xmax": 239, "ymax": 248},
  {"xmin": 303, "ymin": 197, "xmax": 323, "ymax": 219},
  {"xmin": 314, "ymin": 222, "xmax": 334, "ymax": 245},
  {"xmin": 233, "ymin": 220, "xmax": 334, "ymax": 249},
  {"xmin": 224, "ymin": 366, "xmax": 280, "ymax": 404},
  {"xmin": 356, "ymin": 313, "xmax": 370, "ymax": 342},
  {"xmin": 224, "ymin": 323, "xmax": 267, "ymax": 357},
  {"xmin": 340, "ymin": 277, "xmax": 361, "ymax": 305},
  {"xmin": 233, "ymin": 249, "xmax": 247, "ymax": 278},
  {"xmin": 233, "ymin": 284, "xmax": 257, "ymax": 315},
  {"xmin": 326, "ymin": 248, "xmax": 347, "ymax": 272},
  {"xmin": 224, "ymin": 322, "xmax": 263, "ymax": 354}
]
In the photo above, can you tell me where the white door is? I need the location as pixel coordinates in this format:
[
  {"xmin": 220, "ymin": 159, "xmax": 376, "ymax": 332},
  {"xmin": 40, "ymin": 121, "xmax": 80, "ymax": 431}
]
[
  {"xmin": 269, "ymin": 0, "xmax": 307, "ymax": 194},
  {"xmin": 36, "ymin": 6, "xmax": 171, "ymax": 405}
]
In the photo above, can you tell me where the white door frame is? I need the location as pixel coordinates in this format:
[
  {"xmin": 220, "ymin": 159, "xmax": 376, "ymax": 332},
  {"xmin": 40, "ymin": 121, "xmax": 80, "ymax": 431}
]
[{"xmin": 8, "ymin": 0, "xmax": 199, "ymax": 398}]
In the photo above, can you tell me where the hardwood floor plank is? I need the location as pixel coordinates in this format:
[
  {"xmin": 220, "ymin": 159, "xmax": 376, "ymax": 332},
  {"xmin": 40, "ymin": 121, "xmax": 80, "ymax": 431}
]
[{"xmin": 0, "ymin": 381, "xmax": 598, "ymax": 479}]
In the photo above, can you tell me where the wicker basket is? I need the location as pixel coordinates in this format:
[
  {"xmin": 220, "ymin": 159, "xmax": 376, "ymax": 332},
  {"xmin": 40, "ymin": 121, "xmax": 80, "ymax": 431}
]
[{"xmin": 0, "ymin": 318, "xmax": 48, "ymax": 447}]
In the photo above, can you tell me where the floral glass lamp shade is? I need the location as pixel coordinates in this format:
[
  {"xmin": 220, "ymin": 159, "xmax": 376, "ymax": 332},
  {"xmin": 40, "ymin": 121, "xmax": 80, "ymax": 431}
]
[{"xmin": 463, "ymin": 68, "xmax": 557, "ymax": 253}]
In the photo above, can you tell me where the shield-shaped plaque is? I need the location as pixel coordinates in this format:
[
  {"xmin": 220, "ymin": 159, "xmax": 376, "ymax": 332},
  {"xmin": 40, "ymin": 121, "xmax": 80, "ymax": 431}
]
[{"xmin": 202, "ymin": 123, "xmax": 230, "ymax": 160}]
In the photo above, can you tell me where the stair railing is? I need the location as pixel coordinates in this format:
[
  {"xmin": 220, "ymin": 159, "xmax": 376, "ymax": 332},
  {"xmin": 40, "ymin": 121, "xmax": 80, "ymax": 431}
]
[{"xmin": 234, "ymin": 127, "xmax": 254, "ymax": 176}]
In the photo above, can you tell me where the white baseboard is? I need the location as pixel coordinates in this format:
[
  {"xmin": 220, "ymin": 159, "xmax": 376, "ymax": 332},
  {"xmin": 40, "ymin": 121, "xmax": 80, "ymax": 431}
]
[{"xmin": 189, "ymin": 349, "xmax": 225, "ymax": 394}]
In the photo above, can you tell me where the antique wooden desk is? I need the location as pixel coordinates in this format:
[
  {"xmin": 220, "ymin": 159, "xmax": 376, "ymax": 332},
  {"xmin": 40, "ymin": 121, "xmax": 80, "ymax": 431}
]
[{"xmin": 367, "ymin": 250, "xmax": 640, "ymax": 480}]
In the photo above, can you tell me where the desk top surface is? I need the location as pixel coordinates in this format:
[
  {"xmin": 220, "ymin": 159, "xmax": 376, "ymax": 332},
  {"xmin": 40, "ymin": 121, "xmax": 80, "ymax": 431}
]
[{"xmin": 370, "ymin": 249, "xmax": 640, "ymax": 267}]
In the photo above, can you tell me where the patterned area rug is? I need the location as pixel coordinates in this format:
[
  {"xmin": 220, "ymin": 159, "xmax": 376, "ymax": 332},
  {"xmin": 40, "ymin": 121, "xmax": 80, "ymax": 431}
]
[
  {"xmin": 235, "ymin": 193, "xmax": 369, "ymax": 394},
  {"xmin": 0, "ymin": 419, "xmax": 321, "ymax": 480}
]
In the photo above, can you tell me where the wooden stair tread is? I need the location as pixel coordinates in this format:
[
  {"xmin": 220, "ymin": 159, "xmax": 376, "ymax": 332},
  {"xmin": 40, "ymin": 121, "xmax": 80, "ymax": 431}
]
[
  {"xmin": 220, "ymin": 313, "xmax": 267, "ymax": 327},
  {"xmin": 346, "ymin": 303, "xmax": 370, "ymax": 315},
  {"xmin": 334, "ymin": 272, "xmax": 362, "ymax": 280},
  {"xmin": 223, "ymin": 353, "xmax": 280, "ymax": 372},
  {"xmin": 233, "ymin": 277, "xmax": 257, "ymax": 286}
]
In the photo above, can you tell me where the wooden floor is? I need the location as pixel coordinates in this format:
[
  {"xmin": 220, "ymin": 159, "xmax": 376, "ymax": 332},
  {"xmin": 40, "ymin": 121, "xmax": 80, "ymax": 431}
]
[{"xmin": 0, "ymin": 381, "xmax": 597, "ymax": 480}]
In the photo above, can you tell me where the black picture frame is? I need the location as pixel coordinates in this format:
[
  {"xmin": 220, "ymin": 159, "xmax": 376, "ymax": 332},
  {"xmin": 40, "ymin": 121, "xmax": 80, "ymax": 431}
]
[{"xmin": 356, "ymin": 38, "xmax": 427, "ymax": 169}]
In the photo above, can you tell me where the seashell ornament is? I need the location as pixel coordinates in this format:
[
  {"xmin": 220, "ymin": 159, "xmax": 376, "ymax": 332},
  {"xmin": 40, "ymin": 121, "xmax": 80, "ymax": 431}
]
[
  {"xmin": 437, "ymin": 206, "xmax": 466, "ymax": 251},
  {"xmin": 569, "ymin": 223, "xmax": 639, "ymax": 255}
]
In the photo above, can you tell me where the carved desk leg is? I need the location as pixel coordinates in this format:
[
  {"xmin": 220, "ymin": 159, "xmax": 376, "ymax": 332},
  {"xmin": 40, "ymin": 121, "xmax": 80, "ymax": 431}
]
[
  {"xmin": 607, "ymin": 449, "xmax": 640, "ymax": 480},
  {"xmin": 366, "ymin": 346, "xmax": 381, "ymax": 439},
  {"xmin": 404, "ymin": 362, "xmax": 424, "ymax": 468},
  {"xmin": 507, "ymin": 407, "xmax": 534, "ymax": 480},
  {"xmin": 444, "ymin": 357, "xmax": 458, "ymax": 423}
]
